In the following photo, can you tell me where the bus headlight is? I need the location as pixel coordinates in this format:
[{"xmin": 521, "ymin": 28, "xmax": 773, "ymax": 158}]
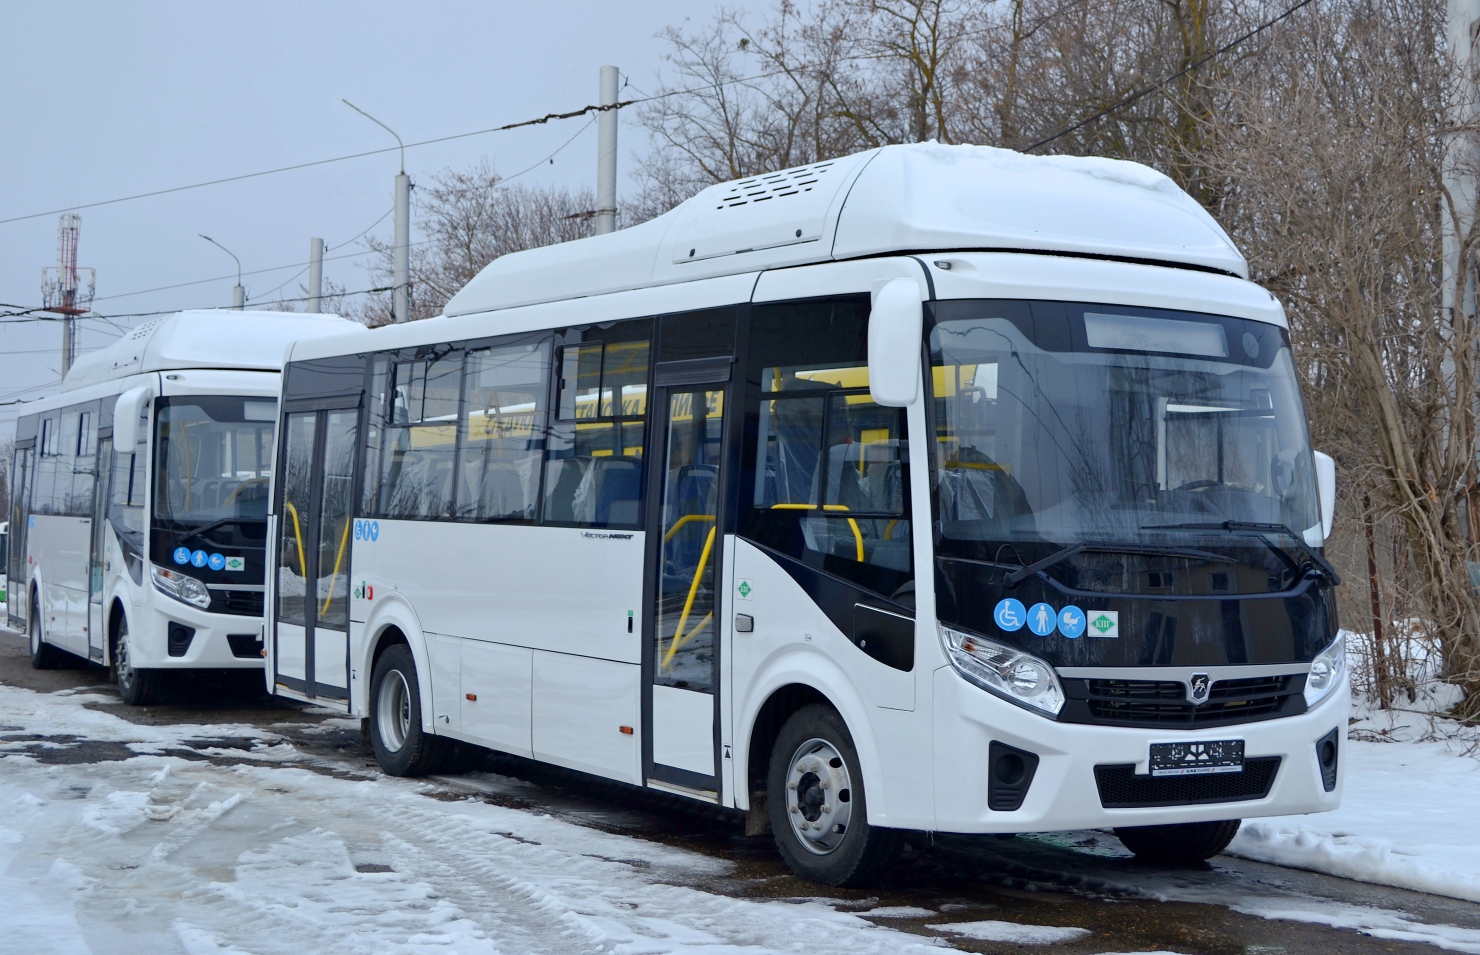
[
  {"xmin": 151, "ymin": 566, "xmax": 211, "ymax": 609},
  {"xmin": 1304, "ymin": 634, "xmax": 1346, "ymax": 708},
  {"xmin": 940, "ymin": 625, "xmax": 1065, "ymax": 717}
]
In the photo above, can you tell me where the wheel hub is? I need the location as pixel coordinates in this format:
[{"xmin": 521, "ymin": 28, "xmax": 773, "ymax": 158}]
[
  {"xmin": 785, "ymin": 737, "xmax": 853, "ymax": 855},
  {"xmin": 377, "ymin": 670, "xmax": 411, "ymax": 752}
]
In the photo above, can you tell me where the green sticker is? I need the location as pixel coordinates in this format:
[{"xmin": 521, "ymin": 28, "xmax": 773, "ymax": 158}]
[{"xmin": 737, "ymin": 580, "xmax": 753, "ymax": 599}]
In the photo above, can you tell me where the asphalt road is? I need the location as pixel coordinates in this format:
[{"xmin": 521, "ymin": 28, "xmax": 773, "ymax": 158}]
[{"xmin": 3, "ymin": 626, "xmax": 1478, "ymax": 955}]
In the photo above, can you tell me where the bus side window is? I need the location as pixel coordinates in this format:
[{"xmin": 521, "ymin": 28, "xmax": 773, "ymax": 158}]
[
  {"xmin": 460, "ymin": 339, "xmax": 550, "ymax": 522},
  {"xmin": 741, "ymin": 297, "xmax": 914, "ymax": 601},
  {"xmin": 371, "ymin": 351, "xmax": 462, "ymax": 520},
  {"xmin": 543, "ymin": 319, "xmax": 652, "ymax": 529}
]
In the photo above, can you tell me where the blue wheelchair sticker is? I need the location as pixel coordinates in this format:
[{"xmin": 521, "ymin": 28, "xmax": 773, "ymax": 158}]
[
  {"xmin": 1057, "ymin": 604, "xmax": 1086, "ymax": 639},
  {"xmin": 173, "ymin": 546, "xmax": 191, "ymax": 565},
  {"xmin": 190, "ymin": 549, "xmax": 208, "ymax": 568},
  {"xmin": 993, "ymin": 598, "xmax": 1027, "ymax": 632},
  {"xmin": 207, "ymin": 553, "xmax": 225, "ymax": 571},
  {"xmin": 1026, "ymin": 602, "xmax": 1057, "ymax": 636},
  {"xmin": 354, "ymin": 519, "xmax": 381, "ymax": 542}
]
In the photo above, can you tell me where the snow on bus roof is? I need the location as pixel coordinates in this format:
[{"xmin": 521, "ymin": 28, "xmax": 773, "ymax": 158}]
[
  {"xmin": 442, "ymin": 142, "xmax": 1247, "ymax": 318},
  {"xmin": 62, "ymin": 310, "xmax": 361, "ymax": 390}
]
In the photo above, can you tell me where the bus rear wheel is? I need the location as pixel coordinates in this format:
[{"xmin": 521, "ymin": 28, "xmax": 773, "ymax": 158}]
[
  {"xmin": 766, "ymin": 704, "xmax": 901, "ymax": 886},
  {"xmin": 369, "ymin": 644, "xmax": 449, "ymax": 776},
  {"xmin": 1115, "ymin": 819, "xmax": 1241, "ymax": 864},
  {"xmin": 28, "ymin": 596, "xmax": 64, "ymax": 670},
  {"xmin": 114, "ymin": 618, "xmax": 164, "ymax": 706}
]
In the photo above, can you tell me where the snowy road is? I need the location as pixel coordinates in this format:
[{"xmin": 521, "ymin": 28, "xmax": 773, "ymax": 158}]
[{"xmin": 3, "ymin": 631, "xmax": 1480, "ymax": 955}]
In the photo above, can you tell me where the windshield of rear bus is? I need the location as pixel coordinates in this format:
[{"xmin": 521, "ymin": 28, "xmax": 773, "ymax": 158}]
[
  {"xmin": 153, "ymin": 396, "xmax": 276, "ymax": 525},
  {"xmin": 928, "ymin": 300, "xmax": 1321, "ymax": 563}
]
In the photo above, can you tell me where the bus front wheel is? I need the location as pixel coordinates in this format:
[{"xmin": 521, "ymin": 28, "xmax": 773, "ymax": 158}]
[
  {"xmin": 114, "ymin": 618, "xmax": 164, "ymax": 706},
  {"xmin": 766, "ymin": 703, "xmax": 901, "ymax": 886},
  {"xmin": 28, "ymin": 596, "xmax": 63, "ymax": 670},
  {"xmin": 1115, "ymin": 819, "xmax": 1241, "ymax": 864},
  {"xmin": 369, "ymin": 644, "xmax": 449, "ymax": 776}
]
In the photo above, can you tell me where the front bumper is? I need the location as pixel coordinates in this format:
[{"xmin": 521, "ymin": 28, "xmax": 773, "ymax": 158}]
[
  {"xmin": 128, "ymin": 594, "xmax": 264, "ymax": 670},
  {"xmin": 931, "ymin": 665, "xmax": 1348, "ymax": 832}
]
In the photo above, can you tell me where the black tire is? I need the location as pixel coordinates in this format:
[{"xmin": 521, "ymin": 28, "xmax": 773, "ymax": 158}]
[
  {"xmin": 114, "ymin": 617, "xmax": 165, "ymax": 706},
  {"xmin": 28, "ymin": 594, "xmax": 64, "ymax": 670},
  {"xmin": 369, "ymin": 644, "xmax": 450, "ymax": 776},
  {"xmin": 766, "ymin": 703, "xmax": 902, "ymax": 886},
  {"xmin": 1115, "ymin": 819, "xmax": 1241, "ymax": 864}
]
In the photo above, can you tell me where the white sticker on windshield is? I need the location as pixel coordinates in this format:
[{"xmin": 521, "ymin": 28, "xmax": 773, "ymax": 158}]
[{"xmin": 1088, "ymin": 611, "xmax": 1119, "ymax": 638}]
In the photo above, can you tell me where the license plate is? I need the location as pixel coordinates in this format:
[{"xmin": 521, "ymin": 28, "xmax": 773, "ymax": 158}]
[{"xmin": 1149, "ymin": 740, "xmax": 1244, "ymax": 777}]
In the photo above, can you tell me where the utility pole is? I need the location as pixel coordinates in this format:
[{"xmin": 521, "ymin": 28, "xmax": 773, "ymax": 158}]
[
  {"xmin": 199, "ymin": 235, "xmax": 244, "ymax": 309},
  {"xmin": 594, "ymin": 65, "xmax": 619, "ymax": 235},
  {"xmin": 41, "ymin": 213, "xmax": 95, "ymax": 379},
  {"xmin": 307, "ymin": 237, "xmax": 325, "ymax": 313},
  {"xmin": 344, "ymin": 99, "xmax": 411, "ymax": 323}
]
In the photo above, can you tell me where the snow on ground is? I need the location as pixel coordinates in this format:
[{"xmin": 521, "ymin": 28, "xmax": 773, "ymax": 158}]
[
  {"xmin": 0, "ymin": 683, "xmax": 959, "ymax": 955},
  {"xmin": 1228, "ymin": 632, "xmax": 1480, "ymax": 905},
  {"xmin": 927, "ymin": 920, "xmax": 1091, "ymax": 944}
]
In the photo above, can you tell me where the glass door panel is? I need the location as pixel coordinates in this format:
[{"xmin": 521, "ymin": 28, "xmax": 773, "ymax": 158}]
[
  {"xmin": 650, "ymin": 387, "xmax": 726, "ymax": 782},
  {"xmin": 311, "ymin": 411, "xmax": 357, "ymax": 695},
  {"xmin": 88, "ymin": 436, "xmax": 111, "ymax": 658},
  {"xmin": 274, "ymin": 413, "xmax": 317, "ymax": 687}
]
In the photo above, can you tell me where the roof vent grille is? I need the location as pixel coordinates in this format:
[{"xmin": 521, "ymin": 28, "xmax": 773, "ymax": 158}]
[{"xmin": 716, "ymin": 161, "xmax": 836, "ymax": 209}]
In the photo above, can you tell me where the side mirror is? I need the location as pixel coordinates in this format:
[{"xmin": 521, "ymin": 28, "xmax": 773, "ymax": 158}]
[
  {"xmin": 1314, "ymin": 450, "xmax": 1336, "ymax": 542},
  {"xmin": 113, "ymin": 385, "xmax": 153, "ymax": 451},
  {"xmin": 868, "ymin": 278, "xmax": 924, "ymax": 407}
]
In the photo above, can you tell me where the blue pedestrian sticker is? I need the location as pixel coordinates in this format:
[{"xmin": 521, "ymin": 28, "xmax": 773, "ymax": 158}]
[
  {"xmin": 207, "ymin": 553, "xmax": 225, "ymax": 571},
  {"xmin": 1057, "ymin": 604, "xmax": 1086, "ymax": 639},
  {"xmin": 993, "ymin": 598, "xmax": 1027, "ymax": 632},
  {"xmin": 190, "ymin": 549, "xmax": 208, "ymax": 568},
  {"xmin": 173, "ymin": 546, "xmax": 191, "ymax": 565},
  {"xmin": 1026, "ymin": 602, "xmax": 1058, "ymax": 637}
]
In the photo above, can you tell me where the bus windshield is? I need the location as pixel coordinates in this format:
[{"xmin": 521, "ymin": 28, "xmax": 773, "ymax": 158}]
[
  {"xmin": 928, "ymin": 301, "xmax": 1321, "ymax": 562},
  {"xmin": 154, "ymin": 396, "xmax": 276, "ymax": 526}
]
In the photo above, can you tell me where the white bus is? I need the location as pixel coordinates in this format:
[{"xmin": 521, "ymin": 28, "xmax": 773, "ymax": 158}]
[
  {"xmin": 8, "ymin": 310, "xmax": 354, "ymax": 704},
  {"xmin": 266, "ymin": 144, "xmax": 1347, "ymax": 885}
]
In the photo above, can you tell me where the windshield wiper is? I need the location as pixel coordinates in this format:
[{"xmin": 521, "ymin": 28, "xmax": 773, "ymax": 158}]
[
  {"xmin": 1003, "ymin": 541, "xmax": 1235, "ymax": 588},
  {"xmin": 168, "ymin": 517, "xmax": 260, "ymax": 545},
  {"xmin": 1140, "ymin": 520, "xmax": 1342, "ymax": 585}
]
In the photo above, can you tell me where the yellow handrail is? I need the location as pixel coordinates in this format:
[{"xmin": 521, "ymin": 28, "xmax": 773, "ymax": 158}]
[
  {"xmin": 284, "ymin": 501, "xmax": 308, "ymax": 579},
  {"xmin": 663, "ymin": 525, "xmax": 716, "ymax": 671},
  {"xmin": 663, "ymin": 513, "xmax": 715, "ymax": 543},
  {"xmin": 320, "ymin": 515, "xmax": 352, "ymax": 618},
  {"xmin": 770, "ymin": 503, "xmax": 865, "ymax": 562}
]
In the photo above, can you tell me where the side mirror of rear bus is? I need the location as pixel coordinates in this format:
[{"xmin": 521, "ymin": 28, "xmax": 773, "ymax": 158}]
[
  {"xmin": 868, "ymin": 278, "xmax": 925, "ymax": 408},
  {"xmin": 1314, "ymin": 450, "xmax": 1336, "ymax": 542},
  {"xmin": 113, "ymin": 385, "xmax": 154, "ymax": 451}
]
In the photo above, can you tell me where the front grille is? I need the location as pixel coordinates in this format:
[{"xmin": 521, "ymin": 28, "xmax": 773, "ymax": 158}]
[
  {"xmin": 1095, "ymin": 756, "xmax": 1280, "ymax": 807},
  {"xmin": 212, "ymin": 590, "xmax": 265, "ymax": 617},
  {"xmin": 1061, "ymin": 675, "xmax": 1305, "ymax": 728}
]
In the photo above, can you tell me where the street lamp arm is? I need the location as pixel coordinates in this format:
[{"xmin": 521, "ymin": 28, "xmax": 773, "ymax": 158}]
[
  {"xmin": 342, "ymin": 99, "xmax": 405, "ymax": 173},
  {"xmin": 198, "ymin": 234, "xmax": 242, "ymax": 287}
]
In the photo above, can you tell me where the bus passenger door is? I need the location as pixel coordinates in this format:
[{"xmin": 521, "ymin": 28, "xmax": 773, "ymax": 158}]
[
  {"xmin": 274, "ymin": 408, "xmax": 357, "ymax": 709},
  {"xmin": 645, "ymin": 373, "xmax": 730, "ymax": 796},
  {"xmin": 7, "ymin": 444, "xmax": 34, "ymax": 631},
  {"xmin": 87, "ymin": 436, "xmax": 111, "ymax": 662}
]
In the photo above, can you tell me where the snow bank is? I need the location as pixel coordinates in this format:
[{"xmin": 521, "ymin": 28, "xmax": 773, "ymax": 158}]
[
  {"xmin": 1228, "ymin": 641, "xmax": 1480, "ymax": 904},
  {"xmin": 928, "ymin": 919, "xmax": 1091, "ymax": 944}
]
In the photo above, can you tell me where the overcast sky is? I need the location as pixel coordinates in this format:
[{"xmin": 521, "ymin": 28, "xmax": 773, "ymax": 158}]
[{"xmin": 0, "ymin": 0, "xmax": 754, "ymax": 442}]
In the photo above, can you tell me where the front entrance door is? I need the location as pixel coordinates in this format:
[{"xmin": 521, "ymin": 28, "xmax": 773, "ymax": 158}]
[
  {"xmin": 87, "ymin": 435, "xmax": 112, "ymax": 661},
  {"xmin": 8, "ymin": 445, "xmax": 34, "ymax": 630},
  {"xmin": 645, "ymin": 378, "xmax": 730, "ymax": 793},
  {"xmin": 274, "ymin": 408, "xmax": 358, "ymax": 708}
]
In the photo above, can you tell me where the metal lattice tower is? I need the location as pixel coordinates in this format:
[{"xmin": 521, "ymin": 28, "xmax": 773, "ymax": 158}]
[{"xmin": 40, "ymin": 213, "xmax": 96, "ymax": 378}]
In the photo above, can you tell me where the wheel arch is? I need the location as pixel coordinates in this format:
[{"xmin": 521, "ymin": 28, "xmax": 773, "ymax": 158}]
[
  {"xmin": 734, "ymin": 652, "xmax": 886, "ymax": 820},
  {"xmin": 354, "ymin": 594, "xmax": 433, "ymax": 730}
]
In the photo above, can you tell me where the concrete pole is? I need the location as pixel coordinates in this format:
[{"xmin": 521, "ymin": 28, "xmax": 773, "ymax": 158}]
[
  {"xmin": 232, "ymin": 285, "xmax": 245, "ymax": 310},
  {"xmin": 393, "ymin": 172, "xmax": 411, "ymax": 322},
  {"xmin": 307, "ymin": 237, "xmax": 325, "ymax": 313},
  {"xmin": 595, "ymin": 65, "xmax": 619, "ymax": 235},
  {"xmin": 61, "ymin": 318, "xmax": 74, "ymax": 379}
]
